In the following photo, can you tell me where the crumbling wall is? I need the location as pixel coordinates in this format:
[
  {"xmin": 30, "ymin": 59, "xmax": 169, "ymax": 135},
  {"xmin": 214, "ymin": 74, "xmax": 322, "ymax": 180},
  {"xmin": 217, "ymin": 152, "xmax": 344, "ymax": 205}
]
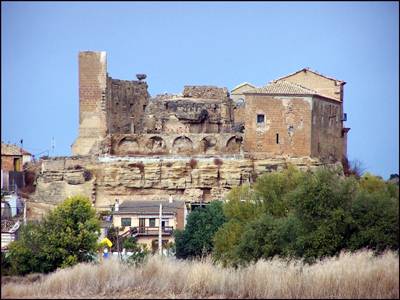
[
  {"xmin": 107, "ymin": 78, "xmax": 149, "ymax": 134},
  {"xmin": 143, "ymin": 87, "xmax": 235, "ymax": 136},
  {"xmin": 182, "ymin": 86, "xmax": 229, "ymax": 99},
  {"xmin": 110, "ymin": 133, "xmax": 243, "ymax": 156}
]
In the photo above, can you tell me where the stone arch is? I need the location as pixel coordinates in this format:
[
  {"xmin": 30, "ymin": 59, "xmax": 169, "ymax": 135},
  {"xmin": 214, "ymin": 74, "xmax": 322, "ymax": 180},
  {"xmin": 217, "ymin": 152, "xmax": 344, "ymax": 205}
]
[
  {"xmin": 226, "ymin": 136, "xmax": 242, "ymax": 153},
  {"xmin": 146, "ymin": 136, "xmax": 166, "ymax": 152},
  {"xmin": 117, "ymin": 137, "xmax": 140, "ymax": 154},
  {"xmin": 172, "ymin": 136, "xmax": 193, "ymax": 154},
  {"xmin": 200, "ymin": 136, "xmax": 217, "ymax": 154}
]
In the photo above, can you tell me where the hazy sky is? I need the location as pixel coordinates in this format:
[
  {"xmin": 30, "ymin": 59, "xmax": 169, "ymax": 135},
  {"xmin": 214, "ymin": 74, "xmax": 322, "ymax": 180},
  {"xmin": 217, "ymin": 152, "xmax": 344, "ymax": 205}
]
[{"xmin": 1, "ymin": 1, "xmax": 398, "ymax": 179}]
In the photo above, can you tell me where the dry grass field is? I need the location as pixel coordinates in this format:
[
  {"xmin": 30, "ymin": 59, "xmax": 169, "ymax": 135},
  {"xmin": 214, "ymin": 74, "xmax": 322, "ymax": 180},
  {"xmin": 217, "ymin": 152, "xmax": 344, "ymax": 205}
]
[{"xmin": 1, "ymin": 250, "xmax": 398, "ymax": 299}]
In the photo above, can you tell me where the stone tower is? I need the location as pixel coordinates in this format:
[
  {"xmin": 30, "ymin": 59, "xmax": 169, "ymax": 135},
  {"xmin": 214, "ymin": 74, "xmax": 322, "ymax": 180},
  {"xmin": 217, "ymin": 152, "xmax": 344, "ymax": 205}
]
[{"xmin": 72, "ymin": 51, "xmax": 108, "ymax": 155}]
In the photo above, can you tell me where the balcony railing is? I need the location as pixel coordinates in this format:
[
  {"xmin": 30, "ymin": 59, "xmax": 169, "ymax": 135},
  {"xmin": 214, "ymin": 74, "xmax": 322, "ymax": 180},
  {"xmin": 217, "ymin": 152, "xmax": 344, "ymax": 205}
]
[{"xmin": 129, "ymin": 226, "xmax": 174, "ymax": 236}]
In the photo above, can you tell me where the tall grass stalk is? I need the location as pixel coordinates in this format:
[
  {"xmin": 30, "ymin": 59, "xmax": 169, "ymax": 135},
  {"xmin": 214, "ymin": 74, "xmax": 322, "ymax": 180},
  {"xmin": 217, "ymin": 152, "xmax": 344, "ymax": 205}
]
[{"xmin": 2, "ymin": 250, "xmax": 398, "ymax": 299}]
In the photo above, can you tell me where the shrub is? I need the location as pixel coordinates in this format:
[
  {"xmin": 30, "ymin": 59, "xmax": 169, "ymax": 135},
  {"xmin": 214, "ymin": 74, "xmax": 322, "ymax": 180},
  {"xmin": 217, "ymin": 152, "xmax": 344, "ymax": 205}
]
[
  {"xmin": 347, "ymin": 191, "xmax": 399, "ymax": 252},
  {"xmin": 175, "ymin": 201, "xmax": 226, "ymax": 259},
  {"xmin": 214, "ymin": 166, "xmax": 399, "ymax": 266},
  {"xmin": 7, "ymin": 196, "xmax": 100, "ymax": 275}
]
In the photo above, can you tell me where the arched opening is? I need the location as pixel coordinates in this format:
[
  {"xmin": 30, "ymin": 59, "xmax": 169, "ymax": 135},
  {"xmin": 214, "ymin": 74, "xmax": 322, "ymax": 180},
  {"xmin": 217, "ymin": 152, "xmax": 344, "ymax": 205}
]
[
  {"xmin": 200, "ymin": 136, "xmax": 217, "ymax": 154},
  {"xmin": 146, "ymin": 136, "xmax": 166, "ymax": 152},
  {"xmin": 117, "ymin": 137, "xmax": 140, "ymax": 154},
  {"xmin": 172, "ymin": 136, "xmax": 193, "ymax": 154},
  {"xmin": 226, "ymin": 136, "xmax": 242, "ymax": 153}
]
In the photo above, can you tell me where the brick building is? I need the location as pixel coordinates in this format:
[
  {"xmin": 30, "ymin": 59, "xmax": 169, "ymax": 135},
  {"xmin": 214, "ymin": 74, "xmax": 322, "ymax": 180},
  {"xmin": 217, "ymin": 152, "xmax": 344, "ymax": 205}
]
[
  {"xmin": 1, "ymin": 143, "xmax": 32, "ymax": 191},
  {"xmin": 243, "ymin": 72, "xmax": 349, "ymax": 162}
]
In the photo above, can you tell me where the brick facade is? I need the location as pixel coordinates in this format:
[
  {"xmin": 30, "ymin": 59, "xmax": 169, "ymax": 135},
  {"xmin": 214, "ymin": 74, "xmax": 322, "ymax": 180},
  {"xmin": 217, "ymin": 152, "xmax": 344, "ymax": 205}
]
[{"xmin": 243, "ymin": 95, "xmax": 312, "ymax": 157}]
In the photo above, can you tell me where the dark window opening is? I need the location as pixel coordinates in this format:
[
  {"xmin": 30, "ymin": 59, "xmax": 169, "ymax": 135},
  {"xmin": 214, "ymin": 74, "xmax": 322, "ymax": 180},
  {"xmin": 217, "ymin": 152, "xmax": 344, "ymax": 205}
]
[
  {"xmin": 143, "ymin": 105, "xmax": 147, "ymax": 112},
  {"xmin": 121, "ymin": 218, "xmax": 131, "ymax": 227},
  {"xmin": 276, "ymin": 134, "xmax": 279, "ymax": 144},
  {"xmin": 149, "ymin": 218, "xmax": 156, "ymax": 227},
  {"xmin": 257, "ymin": 114, "xmax": 265, "ymax": 124},
  {"xmin": 130, "ymin": 103, "xmax": 133, "ymax": 110}
]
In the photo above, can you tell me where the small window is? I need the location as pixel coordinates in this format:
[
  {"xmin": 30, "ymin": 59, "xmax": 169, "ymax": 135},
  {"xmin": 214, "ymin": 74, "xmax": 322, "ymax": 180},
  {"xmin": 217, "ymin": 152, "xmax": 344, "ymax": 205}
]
[
  {"xmin": 257, "ymin": 114, "xmax": 265, "ymax": 124},
  {"xmin": 236, "ymin": 98, "xmax": 245, "ymax": 107},
  {"xmin": 276, "ymin": 133, "xmax": 279, "ymax": 144},
  {"xmin": 143, "ymin": 105, "xmax": 147, "ymax": 112},
  {"xmin": 149, "ymin": 218, "xmax": 156, "ymax": 227},
  {"xmin": 121, "ymin": 218, "xmax": 131, "ymax": 227}
]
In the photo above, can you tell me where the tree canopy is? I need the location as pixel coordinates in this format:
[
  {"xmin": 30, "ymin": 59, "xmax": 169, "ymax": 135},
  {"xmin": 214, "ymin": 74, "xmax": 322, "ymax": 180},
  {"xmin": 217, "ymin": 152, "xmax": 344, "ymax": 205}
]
[{"xmin": 7, "ymin": 195, "xmax": 100, "ymax": 275}]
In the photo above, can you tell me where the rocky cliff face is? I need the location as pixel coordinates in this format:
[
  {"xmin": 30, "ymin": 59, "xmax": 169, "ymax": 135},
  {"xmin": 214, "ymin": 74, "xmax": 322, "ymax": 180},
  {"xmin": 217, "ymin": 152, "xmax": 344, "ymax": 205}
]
[{"xmin": 27, "ymin": 155, "xmax": 341, "ymax": 218}]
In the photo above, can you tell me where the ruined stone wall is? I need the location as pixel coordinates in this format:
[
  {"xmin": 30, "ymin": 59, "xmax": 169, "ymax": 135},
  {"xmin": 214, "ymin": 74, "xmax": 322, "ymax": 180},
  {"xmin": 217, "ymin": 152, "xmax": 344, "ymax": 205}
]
[
  {"xmin": 243, "ymin": 94, "xmax": 312, "ymax": 157},
  {"xmin": 107, "ymin": 77, "xmax": 149, "ymax": 134},
  {"xmin": 110, "ymin": 133, "xmax": 242, "ymax": 156},
  {"xmin": 72, "ymin": 52, "xmax": 107, "ymax": 156},
  {"xmin": 143, "ymin": 92, "xmax": 235, "ymax": 136},
  {"xmin": 182, "ymin": 86, "xmax": 229, "ymax": 99},
  {"xmin": 311, "ymin": 96, "xmax": 344, "ymax": 162}
]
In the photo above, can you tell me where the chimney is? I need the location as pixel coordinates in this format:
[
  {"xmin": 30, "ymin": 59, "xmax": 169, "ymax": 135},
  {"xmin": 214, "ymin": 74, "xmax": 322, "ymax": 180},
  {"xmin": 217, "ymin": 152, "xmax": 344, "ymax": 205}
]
[{"xmin": 114, "ymin": 199, "xmax": 119, "ymax": 212}]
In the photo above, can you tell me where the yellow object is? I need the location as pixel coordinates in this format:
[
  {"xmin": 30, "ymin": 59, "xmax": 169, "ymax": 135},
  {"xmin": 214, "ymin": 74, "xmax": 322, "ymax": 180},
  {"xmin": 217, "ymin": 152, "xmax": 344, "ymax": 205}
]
[{"xmin": 100, "ymin": 237, "xmax": 113, "ymax": 248}]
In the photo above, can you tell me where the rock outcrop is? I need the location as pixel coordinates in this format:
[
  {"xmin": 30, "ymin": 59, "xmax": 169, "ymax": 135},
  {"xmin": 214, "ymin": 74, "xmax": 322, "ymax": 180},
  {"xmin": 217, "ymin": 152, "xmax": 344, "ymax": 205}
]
[{"xmin": 27, "ymin": 155, "xmax": 341, "ymax": 216}]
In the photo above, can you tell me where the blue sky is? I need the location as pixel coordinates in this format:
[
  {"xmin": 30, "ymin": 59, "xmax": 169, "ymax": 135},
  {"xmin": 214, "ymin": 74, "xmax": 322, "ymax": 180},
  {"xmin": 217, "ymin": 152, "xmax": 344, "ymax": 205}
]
[{"xmin": 1, "ymin": 1, "xmax": 398, "ymax": 179}]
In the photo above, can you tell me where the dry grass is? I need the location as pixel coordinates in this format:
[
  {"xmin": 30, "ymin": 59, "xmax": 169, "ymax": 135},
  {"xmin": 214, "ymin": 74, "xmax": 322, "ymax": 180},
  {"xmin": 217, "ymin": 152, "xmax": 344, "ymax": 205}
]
[{"xmin": 2, "ymin": 250, "xmax": 398, "ymax": 299}]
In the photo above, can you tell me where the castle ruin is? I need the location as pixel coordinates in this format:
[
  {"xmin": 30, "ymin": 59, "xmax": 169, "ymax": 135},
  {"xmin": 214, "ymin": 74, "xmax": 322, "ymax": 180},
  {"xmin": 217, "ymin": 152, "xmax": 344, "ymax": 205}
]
[{"xmin": 27, "ymin": 51, "xmax": 350, "ymax": 214}]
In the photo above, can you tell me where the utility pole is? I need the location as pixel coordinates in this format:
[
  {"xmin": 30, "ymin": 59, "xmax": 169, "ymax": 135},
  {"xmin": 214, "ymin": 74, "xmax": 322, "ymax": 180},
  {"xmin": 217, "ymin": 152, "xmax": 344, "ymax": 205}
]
[
  {"xmin": 158, "ymin": 203, "xmax": 162, "ymax": 256},
  {"xmin": 51, "ymin": 137, "xmax": 55, "ymax": 157},
  {"xmin": 23, "ymin": 199, "xmax": 27, "ymax": 225}
]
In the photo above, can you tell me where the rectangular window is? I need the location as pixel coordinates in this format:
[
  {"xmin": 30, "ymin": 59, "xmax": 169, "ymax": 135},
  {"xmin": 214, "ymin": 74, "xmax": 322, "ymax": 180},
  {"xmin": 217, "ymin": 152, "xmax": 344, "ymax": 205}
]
[
  {"xmin": 121, "ymin": 218, "xmax": 131, "ymax": 227},
  {"xmin": 143, "ymin": 105, "xmax": 147, "ymax": 112},
  {"xmin": 276, "ymin": 133, "xmax": 279, "ymax": 144},
  {"xmin": 257, "ymin": 114, "xmax": 265, "ymax": 124},
  {"xmin": 149, "ymin": 218, "xmax": 156, "ymax": 227}
]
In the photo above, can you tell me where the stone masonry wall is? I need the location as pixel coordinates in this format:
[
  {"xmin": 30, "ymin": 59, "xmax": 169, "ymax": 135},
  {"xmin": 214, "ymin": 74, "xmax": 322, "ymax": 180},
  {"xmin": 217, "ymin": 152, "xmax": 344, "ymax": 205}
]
[
  {"xmin": 107, "ymin": 78, "xmax": 149, "ymax": 134},
  {"xmin": 311, "ymin": 96, "xmax": 344, "ymax": 162},
  {"xmin": 243, "ymin": 94, "xmax": 312, "ymax": 157},
  {"xmin": 72, "ymin": 52, "xmax": 108, "ymax": 155}
]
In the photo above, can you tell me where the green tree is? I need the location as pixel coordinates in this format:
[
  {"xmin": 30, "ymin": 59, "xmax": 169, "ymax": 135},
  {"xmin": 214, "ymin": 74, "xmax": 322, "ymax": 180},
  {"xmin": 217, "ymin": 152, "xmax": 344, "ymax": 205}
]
[
  {"xmin": 235, "ymin": 213, "xmax": 302, "ymax": 265},
  {"xmin": 347, "ymin": 191, "xmax": 399, "ymax": 252},
  {"xmin": 175, "ymin": 201, "xmax": 226, "ymax": 259},
  {"xmin": 7, "ymin": 195, "xmax": 100, "ymax": 275},
  {"xmin": 212, "ymin": 219, "xmax": 243, "ymax": 266},
  {"xmin": 253, "ymin": 164, "xmax": 304, "ymax": 217},
  {"xmin": 213, "ymin": 165, "xmax": 305, "ymax": 266}
]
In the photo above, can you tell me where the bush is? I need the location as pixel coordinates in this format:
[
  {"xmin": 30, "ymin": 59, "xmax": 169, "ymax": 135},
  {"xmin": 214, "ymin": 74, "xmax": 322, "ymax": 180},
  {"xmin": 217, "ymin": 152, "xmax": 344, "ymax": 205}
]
[
  {"xmin": 347, "ymin": 191, "xmax": 399, "ymax": 252},
  {"xmin": 213, "ymin": 166, "xmax": 399, "ymax": 266},
  {"xmin": 7, "ymin": 196, "xmax": 100, "ymax": 275},
  {"xmin": 175, "ymin": 201, "xmax": 226, "ymax": 259}
]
